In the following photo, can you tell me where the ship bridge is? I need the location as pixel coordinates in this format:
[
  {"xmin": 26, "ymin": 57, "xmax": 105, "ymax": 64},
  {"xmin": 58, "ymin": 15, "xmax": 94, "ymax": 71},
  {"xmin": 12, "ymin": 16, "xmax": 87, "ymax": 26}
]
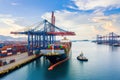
[{"xmin": 11, "ymin": 12, "xmax": 75, "ymax": 55}]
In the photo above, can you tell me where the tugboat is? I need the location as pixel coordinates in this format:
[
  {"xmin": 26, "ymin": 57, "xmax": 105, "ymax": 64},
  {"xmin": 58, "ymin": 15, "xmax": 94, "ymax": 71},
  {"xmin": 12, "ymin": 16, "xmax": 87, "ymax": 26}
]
[{"xmin": 77, "ymin": 52, "xmax": 88, "ymax": 61}]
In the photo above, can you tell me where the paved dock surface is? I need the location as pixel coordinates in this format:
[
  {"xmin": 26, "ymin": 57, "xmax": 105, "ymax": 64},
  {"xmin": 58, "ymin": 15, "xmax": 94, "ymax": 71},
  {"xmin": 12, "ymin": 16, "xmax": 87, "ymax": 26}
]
[
  {"xmin": 0, "ymin": 53, "xmax": 28, "ymax": 63},
  {"xmin": 0, "ymin": 53, "xmax": 40, "ymax": 75}
]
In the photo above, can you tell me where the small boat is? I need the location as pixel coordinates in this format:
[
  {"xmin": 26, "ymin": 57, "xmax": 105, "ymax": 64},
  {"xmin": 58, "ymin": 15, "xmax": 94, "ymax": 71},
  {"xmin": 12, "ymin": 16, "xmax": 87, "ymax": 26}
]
[{"xmin": 77, "ymin": 52, "xmax": 88, "ymax": 61}]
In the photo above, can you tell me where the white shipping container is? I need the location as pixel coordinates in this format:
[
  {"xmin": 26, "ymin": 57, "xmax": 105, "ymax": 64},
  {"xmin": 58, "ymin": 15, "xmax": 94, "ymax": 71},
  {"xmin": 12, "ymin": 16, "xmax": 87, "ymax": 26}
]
[
  {"xmin": 2, "ymin": 50, "xmax": 7, "ymax": 53},
  {"xmin": 7, "ymin": 52, "xmax": 12, "ymax": 55},
  {"xmin": 7, "ymin": 48, "xmax": 12, "ymax": 50}
]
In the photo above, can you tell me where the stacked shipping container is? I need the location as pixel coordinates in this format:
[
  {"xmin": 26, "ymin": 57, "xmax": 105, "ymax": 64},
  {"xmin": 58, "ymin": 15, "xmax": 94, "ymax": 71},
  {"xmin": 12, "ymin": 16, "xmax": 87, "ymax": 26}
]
[{"xmin": 0, "ymin": 44, "xmax": 27, "ymax": 58}]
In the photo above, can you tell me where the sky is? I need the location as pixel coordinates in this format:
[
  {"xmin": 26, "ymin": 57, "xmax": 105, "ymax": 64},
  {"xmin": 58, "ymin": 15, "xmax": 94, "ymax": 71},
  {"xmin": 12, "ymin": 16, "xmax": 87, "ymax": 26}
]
[{"xmin": 0, "ymin": 0, "xmax": 120, "ymax": 40}]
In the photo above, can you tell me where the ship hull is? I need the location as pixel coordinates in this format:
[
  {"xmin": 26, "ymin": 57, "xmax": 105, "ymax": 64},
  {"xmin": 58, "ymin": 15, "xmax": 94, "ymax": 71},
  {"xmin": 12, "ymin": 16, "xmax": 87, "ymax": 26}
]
[
  {"xmin": 42, "ymin": 38, "xmax": 71, "ymax": 70},
  {"xmin": 44, "ymin": 44, "xmax": 71, "ymax": 65},
  {"xmin": 45, "ymin": 54, "xmax": 67, "ymax": 64}
]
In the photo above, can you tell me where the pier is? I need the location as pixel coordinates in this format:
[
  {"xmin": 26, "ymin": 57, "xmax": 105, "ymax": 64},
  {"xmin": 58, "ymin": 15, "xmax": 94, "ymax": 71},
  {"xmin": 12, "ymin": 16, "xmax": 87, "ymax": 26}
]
[{"xmin": 0, "ymin": 53, "xmax": 42, "ymax": 76}]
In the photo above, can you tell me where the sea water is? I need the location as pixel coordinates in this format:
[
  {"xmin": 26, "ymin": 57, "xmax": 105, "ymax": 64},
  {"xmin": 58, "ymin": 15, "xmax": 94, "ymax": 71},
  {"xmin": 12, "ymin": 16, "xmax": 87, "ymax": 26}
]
[{"xmin": 1, "ymin": 41, "xmax": 120, "ymax": 80}]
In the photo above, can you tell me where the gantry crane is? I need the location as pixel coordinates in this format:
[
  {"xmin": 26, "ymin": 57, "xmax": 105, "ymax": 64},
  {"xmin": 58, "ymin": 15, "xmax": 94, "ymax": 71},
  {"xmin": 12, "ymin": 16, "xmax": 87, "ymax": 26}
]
[{"xmin": 11, "ymin": 12, "xmax": 75, "ymax": 55}]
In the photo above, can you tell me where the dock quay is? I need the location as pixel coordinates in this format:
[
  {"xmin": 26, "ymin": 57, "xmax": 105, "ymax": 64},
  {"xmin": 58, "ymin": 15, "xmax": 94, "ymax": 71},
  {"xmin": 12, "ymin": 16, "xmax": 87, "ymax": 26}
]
[{"xmin": 0, "ymin": 53, "xmax": 42, "ymax": 77}]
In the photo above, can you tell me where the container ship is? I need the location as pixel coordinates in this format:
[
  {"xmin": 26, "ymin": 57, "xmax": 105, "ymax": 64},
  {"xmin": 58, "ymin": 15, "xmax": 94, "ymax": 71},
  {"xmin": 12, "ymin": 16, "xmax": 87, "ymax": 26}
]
[
  {"xmin": 40, "ymin": 12, "xmax": 74, "ymax": 70},
  {"xmin": 42, "ymin": 37, "xmax": 71, "ymax": 70}
]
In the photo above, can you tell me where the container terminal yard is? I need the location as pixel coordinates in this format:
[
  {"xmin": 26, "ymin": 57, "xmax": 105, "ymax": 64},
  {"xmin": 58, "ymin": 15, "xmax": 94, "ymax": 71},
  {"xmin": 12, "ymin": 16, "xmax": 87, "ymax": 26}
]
[
  {"xmin": 96, "ymin": 32, "xmax": 120, "ymax": 46},
  {"xmin": 0, "ymin": 12, "xmax": 75, "ymax": 76}
]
